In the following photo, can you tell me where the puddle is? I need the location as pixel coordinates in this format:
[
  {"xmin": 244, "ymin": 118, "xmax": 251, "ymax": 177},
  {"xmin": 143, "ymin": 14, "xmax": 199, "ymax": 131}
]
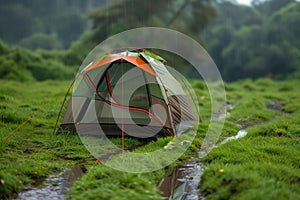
[
  {"xmin": 221, "ymin": 130, "xmax": 248, "ymax": 145},
  {"xmin": 15, "ymin": 173, "xmax": 66, "ymax": 200},
  {"xmin": 159, "ymin": 104, "xmax": 249, "ymax": 200},
  {"xmin": 266, "ymin": 101, "xmax": 284, "ymax": 111},
  {"xmin": 159, "ymin": 160, "xmax": 203, "ymax": 200},
  {"xmin": 159, "ymin": 129, "xmax": 248, "ymax": 200},
  {"xmin": 14, "ymin": 166, "xmax": 86, "ymax": 200}
]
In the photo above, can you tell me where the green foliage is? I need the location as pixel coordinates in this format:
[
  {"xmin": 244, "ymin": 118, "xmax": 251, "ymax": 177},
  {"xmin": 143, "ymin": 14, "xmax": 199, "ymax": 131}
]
[
  {"xmin": 0, "ymin": 0, "xmax": 107, "ymax": 48},
  {"xmin": 206, "ymin": 0, "xmax": 300, "ymax": 81},
  {"xmin": 18, "ymin": 33, "xmax": 63, "ymax": 50},
  {"xmin": 0, "ymin": 3, "xmax": 36, "ymax": 43},
  {"xmin": 0, "ymin": 42, "xmax": 75, "ymax": 81},
  {"xmin": 63, "ymin": 31, "xmax": 95, "ymax": 66},
  {"xmin": 1, "ymin": 0, "xmax": 300, "ymax": 82},
  {"xmin": 0, "ymin": 58, "xmax": 35, "ymax": 81},
  {"xmin": 67, "ymin": 0, "xmax": 217, "ymax": 67}
]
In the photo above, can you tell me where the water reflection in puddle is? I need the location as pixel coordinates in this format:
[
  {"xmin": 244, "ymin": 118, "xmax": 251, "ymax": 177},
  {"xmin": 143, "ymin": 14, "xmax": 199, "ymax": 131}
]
[
  {"xmin": 159, "ymin": 102, "xmax": 248, "ymax": 199},
  {"xmin": 159, "ymin": 161, "xmax": 204, "ymax": 200}
]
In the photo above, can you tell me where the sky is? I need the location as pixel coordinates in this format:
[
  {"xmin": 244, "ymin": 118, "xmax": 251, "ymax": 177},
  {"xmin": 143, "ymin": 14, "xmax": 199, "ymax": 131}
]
[
  {"xmin": 237, "ymin": 0, "xmax": 300, "ymax": 5},
  {"xmin": 236, "ymin": 0, "xmax": 252, "ymax": 5}
]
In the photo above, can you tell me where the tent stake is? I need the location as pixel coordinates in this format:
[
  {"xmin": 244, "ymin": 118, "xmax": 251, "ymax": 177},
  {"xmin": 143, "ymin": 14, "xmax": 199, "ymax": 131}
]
[{"xmin": 1, "ymin": 116, "xmax": 32, "ymax": 141}]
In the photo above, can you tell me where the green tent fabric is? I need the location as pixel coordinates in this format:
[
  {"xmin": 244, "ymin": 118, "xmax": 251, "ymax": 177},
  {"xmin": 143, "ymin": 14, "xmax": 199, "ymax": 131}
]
[{"xmin": 61, "ymin": 49, "xmax": 199, "ymax": 137}]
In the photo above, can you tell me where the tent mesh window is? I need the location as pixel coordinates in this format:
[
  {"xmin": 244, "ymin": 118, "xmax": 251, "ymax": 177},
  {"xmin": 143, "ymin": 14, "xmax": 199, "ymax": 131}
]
[
  {"xmin": 96, "ymin": 62, "xmax": 150, "ymax": 110},
  {"xmin": 94, "ymin": 62, "xmax": 153, "ymax": 126}
]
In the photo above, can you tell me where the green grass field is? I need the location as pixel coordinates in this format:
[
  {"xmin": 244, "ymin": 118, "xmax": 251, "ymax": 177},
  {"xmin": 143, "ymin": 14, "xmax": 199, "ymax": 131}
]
[
  {"xmin": 0, "ymin": 78, "xmax": 299, "ymax": 199},
  {"xmin": 200, "ymin": 79, "xmax": 300, "ymax": 200}
]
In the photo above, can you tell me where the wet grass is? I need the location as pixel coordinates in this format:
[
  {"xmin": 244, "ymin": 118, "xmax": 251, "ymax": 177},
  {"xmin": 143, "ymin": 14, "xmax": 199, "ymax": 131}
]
[
  {"xmin": 0, "ymin": 80, "xmax": 92, "ymax": 199},
  {"xmin": 200, "ymin": 78, "xmax": 300, "ymax": 200},
  {"xmin": 70, "ymin": 165, "xmax": 165, "ymax": 200},
  {"xmin": 0, "ymin": 78, "xmax": 299, "ymax": 199},
  {"xmin": 0, "ymin": 80, "xmax": 202, "ymax": 199}
]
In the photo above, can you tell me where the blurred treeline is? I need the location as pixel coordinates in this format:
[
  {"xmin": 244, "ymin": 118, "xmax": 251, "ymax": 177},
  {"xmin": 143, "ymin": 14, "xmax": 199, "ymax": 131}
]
[
  {"xmin": 0, "ymin": 0, "xmax": 107, "ymax": 49},
  {"xmin": 0, "ymin": 0, "xmax": 299, "ymax": 82},
  {"xmin": 205, "ymin": 0, "xmax": 300, "ymax": 81}
]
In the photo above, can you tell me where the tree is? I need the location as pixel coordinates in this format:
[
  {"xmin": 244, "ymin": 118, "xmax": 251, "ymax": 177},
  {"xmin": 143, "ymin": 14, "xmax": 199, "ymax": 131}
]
[
  {"xmin": 67, "ymin": 0, "xmax": 217, "ymax": 66},
  {"xmin": 0, "ymin": 4, "xmax": 37, "ymax": 43},
  {"xmin": 204, "ymin": 0, "xmax": 300, "ymax": 81},
  {"xmin": 0, "ymin": 0, "xmax": 107, "ymax": 48}
]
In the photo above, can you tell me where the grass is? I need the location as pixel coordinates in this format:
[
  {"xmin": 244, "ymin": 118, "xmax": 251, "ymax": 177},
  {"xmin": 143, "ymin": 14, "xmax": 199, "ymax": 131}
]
[
  {"xmin": 0, "ymin": 79, "xmax": 202, "ymax": 199},
  {"xmin": 0, "ymin": 80, "xmax": 92, "ymax": 199},
  {"xmin": 200, "ymin": 78, "xmax": 300, "ymax": 200},
  {"xmin": 70, "ymin": 165, "xmax": 164, "ymax": 200},
  {"xmin": 0, "ymin": 78, "xmax": 299, "ymax": 199}
]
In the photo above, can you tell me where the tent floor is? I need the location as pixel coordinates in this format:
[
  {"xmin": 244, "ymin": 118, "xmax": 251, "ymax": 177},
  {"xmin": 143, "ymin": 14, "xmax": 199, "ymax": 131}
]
[{"xmin": 59, "ymin": 123, "xmax": 171, "ymax": 139}]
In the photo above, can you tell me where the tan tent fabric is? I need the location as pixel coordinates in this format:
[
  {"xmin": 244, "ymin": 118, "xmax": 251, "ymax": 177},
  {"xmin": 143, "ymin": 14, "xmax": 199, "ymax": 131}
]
[{"xmin": 60, "ymin": 50, "xmax": 199, "ymax": 137}]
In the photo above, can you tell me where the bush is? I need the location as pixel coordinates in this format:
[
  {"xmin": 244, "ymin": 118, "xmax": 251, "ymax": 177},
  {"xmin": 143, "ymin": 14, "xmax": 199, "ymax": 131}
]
[
  {"xmin": 0, "ymin": 58, "xmax": 34, "ymax": 82},
  {"xmin": 0, "ymin": 42, "xmax": 76, "ymax": 81},
  {"xmin": 18, "ymin": 33, "xmax": 63, "ymax": 50}
]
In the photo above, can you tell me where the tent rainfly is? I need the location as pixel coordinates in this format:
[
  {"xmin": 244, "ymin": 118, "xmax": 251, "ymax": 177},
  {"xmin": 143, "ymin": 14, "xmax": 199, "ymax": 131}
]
[{"xmin": 61, "ymin": 49, "xmax": 199, "ymax": 138}]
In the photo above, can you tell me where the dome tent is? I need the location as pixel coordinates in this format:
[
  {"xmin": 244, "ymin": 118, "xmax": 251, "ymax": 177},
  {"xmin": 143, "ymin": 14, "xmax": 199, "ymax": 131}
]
[{"xmin": 60, "ymin": 49, "xmax": 199, "ymax": 138}]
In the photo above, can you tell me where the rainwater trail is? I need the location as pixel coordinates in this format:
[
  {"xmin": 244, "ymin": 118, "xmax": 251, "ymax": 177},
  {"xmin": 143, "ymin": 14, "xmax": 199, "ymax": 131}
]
[{"xmin": 14, "ymin": 166, "xmax": 86, "ymax": 200}]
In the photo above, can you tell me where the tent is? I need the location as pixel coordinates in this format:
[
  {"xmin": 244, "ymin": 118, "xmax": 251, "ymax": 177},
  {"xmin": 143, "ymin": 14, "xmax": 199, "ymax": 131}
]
[{"xmin": 60, "ymin": 49, "xmax": 199, "ymax": 138}]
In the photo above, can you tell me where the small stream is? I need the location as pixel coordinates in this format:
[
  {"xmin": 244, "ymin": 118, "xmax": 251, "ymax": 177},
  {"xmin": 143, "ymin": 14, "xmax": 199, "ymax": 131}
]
[
  {"xmin": 15, "ymin": 173, "xmax": 66, "ymax": 200},
  {"xmin": 159, "ymin": 159, "xmax": 205, "ymax": 200},
  {"xmin": 159, "ymin": 130, "xmax": 249, "ymax": 200},
  {"xmin": 14, "ymin": 166, "xmax": 86, "ymax": 200},
  {"xmin": 159, "ymin": 104, "xmax": 249, "ymax": 200}
]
